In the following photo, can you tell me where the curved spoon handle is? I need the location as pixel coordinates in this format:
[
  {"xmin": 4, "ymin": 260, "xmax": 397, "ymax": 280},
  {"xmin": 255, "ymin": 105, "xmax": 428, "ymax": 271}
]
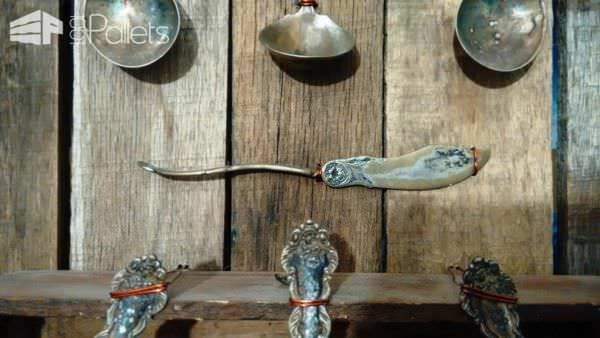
[
  {"xmin": 320, "ymin": 145, "xmax": 491, "ymax": 190},
  {"xmin": 138, "ymin": 162, "xmax": 316, "ymax": 178}
]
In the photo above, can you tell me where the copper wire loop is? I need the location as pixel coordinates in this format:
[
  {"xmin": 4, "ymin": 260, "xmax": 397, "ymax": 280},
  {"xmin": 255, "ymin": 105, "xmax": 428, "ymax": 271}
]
[
  {"xmin": 313, "ymin": 162, "xmax": 323, "ymax": 180},
  {"xmin": 298, "ymin": 0, "xmax": 318, "ymax": 7},
  {"xmin": 110, "ymin": 283, "xmax": 168, "ymax": 299},
  {"xmin": 461, "ymin": 285, "xmax": 519, "ymax": 304},
  {"xmin": 290, "ymin": 298, "xmax": 330, "ymax": 307},
  {"xmin": 471, "ymin": 147, "xmax": 480, "ymax": 176}
]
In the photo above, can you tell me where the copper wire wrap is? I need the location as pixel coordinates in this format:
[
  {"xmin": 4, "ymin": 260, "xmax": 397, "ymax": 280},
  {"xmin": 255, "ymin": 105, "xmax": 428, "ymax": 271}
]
[
  {"xmin": 448, "ymin": 265, "xmax": 518, "ymax": 304},
  {"xmin": 110, "ymin": 282, "xmax": 168, "ymax": 299},
  {"xmin": 313, "ymin": 162, "xmax": 323, "ymax": 180},
  {"xmin": 471, "ymin": 147, "xmax": 480, "ymax": 176},
  {"xmin": 298, "ymin": 0, "xmax": 318, "ymax": 7},
  {"xmin": 461, "ymin": 285, "xmax": 519, "ymax": 304},
  {"xmin": 109, "ymin": 268, "xmax": 183, "ymax": 299},
  {"xmin": 290, "ymin": 298, "xmax": 330, "ymax": 307}
]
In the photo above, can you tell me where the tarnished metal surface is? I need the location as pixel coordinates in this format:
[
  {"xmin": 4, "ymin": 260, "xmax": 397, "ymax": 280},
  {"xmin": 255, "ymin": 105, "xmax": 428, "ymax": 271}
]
[
  {"xmin": 84, "ymin": 0, "xmax": 180, "ymax": 68},
  {"xmin": 321, "ymin": 145, "xmax": 491, "ymax": 190},
  {"xmin": 95, "ymin": 255, "xmax": 168, "ymax": 338},
  {"xmin": 138, "ymin": 145, "xmax": 490, "ymax": 190},
  {"xmin": 138, "ymin": 161, "xmax": 316, "ymax": 178},
  {"xmin": 458, "ymin": 257, "xmax": 524, "ymax": 338},
  {"xmin": 259, "ymin": 2, "xmax": 355, "ymax": 60},
  {"xmin": 281, "ymin": 220, "xmax": 338, "ymax": 338},
  {"xmin": 456, "ymin": 0, "xmax": 546, "ymax": 72}
]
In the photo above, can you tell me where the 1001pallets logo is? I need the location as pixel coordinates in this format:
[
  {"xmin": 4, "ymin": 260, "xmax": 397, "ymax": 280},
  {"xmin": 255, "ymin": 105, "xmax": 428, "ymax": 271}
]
[{"xmin": 9, "ymin": 9, "xmax": 173, "ymax": 46}]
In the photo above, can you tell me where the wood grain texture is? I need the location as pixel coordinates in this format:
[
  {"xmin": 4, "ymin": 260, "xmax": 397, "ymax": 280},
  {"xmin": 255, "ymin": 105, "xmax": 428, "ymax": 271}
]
[
  {"xmin": 1, "ymin": 271, "xmax": 598, "ymax": 323},
  {"xmin": 0, "ymin": 0, "xmax": 60, "ymax": 272},
  {"xmin": 71, "ymin": 0, "xmax": 228, "ymax": 270},
  {"xmin": 39, "ymin": 318, "xmax": 289, "ymax": 338},
  {"xmin": 4, "ymin": 318, "xmax": 597, "ymax": 338},
  {"xmin": 385, "ymin": 0, "xmax": 554, "ymax": 274},
  {"xmin": 231, "ymin": 0, "xmax": 384, "ymax": 272},
  {"xmin": 556, "ymin": 0, "xmax": 600, "ymax": 275}
]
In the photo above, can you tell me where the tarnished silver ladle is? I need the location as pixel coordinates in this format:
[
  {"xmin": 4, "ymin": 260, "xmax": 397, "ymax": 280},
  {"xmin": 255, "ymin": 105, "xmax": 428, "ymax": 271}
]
[
  {"xmin": 84, "ymin": 0, "xmax": 181, "ymax": 68},
  {"xmin": 259, "ymin": 0, "xmax": 356, "ymax": 61},
  {"xmin": 456, "ymin": 0, "xmax": 547, "ymax": 72},
  {"xmin": 138, "ymin": 145, "xmax": 491, "ymax": 191}
]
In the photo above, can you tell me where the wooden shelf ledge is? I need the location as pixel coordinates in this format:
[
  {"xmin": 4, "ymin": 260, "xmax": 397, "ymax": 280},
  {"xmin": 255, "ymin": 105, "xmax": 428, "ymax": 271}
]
[{"xmin": 0, "ymin": 272, "xmax": 598, "ymax": 323}]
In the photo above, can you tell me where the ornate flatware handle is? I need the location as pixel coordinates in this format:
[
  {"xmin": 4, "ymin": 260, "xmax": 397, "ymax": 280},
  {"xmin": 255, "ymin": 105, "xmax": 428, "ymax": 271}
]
[
  {"xmin": 450, "ymin": 257, "xmax": 524, "ymax": 338},
  {"xmin": 95, "ymin": 255, "xmax": 169, "ymax": 338},
  {"xmin": 320, "ymin": 145, "xmax": 491, "ymax": 190},
  {"xmin": 281, "ymin": 220, "xmax": 338, "ymax": 338}
]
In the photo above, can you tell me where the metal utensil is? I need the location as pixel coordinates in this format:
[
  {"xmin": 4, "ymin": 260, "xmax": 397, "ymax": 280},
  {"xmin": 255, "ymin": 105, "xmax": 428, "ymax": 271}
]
[
  {"xmin": 138, "ymin": 145, "xmax": 491, "ymax": 190},
  {"xmin": 456, "ymin": 0, "xmax": 546, "ymax": 72},
  {"xmin": 281, "ymin": 220, "xmax": 338, "ymax": 338},
  {"xmin": 259, "ymin": 0, "xmax": 355, "ymax": 61},
  {"xmin": 95, "ymin": 255, "xmax": 169, "ymax": 338},
  {"xmin": 449, "ymin": 257, "xmax": 523, "ymax": 338},
  {"xmin": 84, "ymin": 0, "xmax": 181, "ymax": 68}
]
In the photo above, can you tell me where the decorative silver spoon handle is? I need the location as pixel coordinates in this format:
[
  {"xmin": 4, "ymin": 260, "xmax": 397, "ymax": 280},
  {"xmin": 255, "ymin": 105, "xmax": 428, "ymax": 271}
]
[
  {"xmin": 95, "ymin": 255, "xmax": 169, "ymax": 338},
  {"xmin": 138, "ymin": 145, "xmax": 490, "ymax": 191},
  {"xmin": 281, "ymin": 220, "xmax": 338, "ymax": 338},
  {"xmin": 320, "ymin": 145, "xmax": 491, "ymax": 190},
  {"xmin": 449, "ymin": 257, "xmax": 523, "ymax": 338}
]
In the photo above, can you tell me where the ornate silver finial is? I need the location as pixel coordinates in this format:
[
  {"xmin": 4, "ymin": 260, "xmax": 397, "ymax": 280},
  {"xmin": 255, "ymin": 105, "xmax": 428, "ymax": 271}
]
[
  {"xmin": 95, "ymin": 255, "xmax": 169, "ymax": 338},
  {"xmin": 451, "ymin": 257, "xmax": 523, "ymax": 338},
  {"xmin": 281, "ymin": 220, "xmax": 338, "ymax": 338}
]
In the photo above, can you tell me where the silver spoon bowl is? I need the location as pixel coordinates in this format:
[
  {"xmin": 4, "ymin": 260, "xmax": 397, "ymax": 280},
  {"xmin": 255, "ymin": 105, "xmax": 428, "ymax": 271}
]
[
  {"xmin": 84, "ymin": 0, "xmax": 180, "ymax": 68},
  {"xmin": 259, "ymin": 1, "xmax": 355, "ymax": 61},
  {"xmin": 456, "ymin": 0, "xmax": 546, "ymax": 72}
]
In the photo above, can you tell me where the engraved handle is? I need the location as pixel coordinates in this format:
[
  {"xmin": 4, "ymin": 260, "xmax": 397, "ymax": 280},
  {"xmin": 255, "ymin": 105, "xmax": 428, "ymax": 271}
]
[{"xmin": 320, "ymin": 145, "xmax": 491, "ymax": 190}]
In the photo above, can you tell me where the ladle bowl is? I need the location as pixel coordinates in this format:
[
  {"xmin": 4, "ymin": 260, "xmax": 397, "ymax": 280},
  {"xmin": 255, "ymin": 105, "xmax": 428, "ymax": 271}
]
[
  {"xmin": 259, "ymin": 2, "xmax": 355, "ymax": 61},
  {"xmin": 84, "ymin": 0, "xmax": 180, "ymax": 68},
  {"xmin": 456, "ymin": 0, "xmax": 546, "ymax": 72}
]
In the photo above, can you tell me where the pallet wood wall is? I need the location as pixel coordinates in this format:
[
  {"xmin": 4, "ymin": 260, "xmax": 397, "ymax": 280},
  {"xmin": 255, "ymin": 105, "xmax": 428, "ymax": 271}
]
[
  {"xmin": 556, "ymin": 0, "xmax": 600, "ymax": 275},
  {"xmin": 1, "ymin": 0, "xmax": 599, "ymax": 337}
]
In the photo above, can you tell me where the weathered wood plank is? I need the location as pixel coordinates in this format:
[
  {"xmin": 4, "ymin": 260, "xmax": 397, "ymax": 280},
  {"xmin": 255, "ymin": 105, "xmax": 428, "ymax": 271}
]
[
  {"xmin": 556, "ymin": 0, "xmax": 600, "ymax": 275},
  {"xmin": 231, "ymin": 0, "xmax": 384, "ymax": 272},
  {"xmin": 70, "ymin": 0, "xmax": 228, "ymax": 270},
  {"xmin": 0, "ymin": 0, "xmax": 61, "ymax": 272},
  {"xmin": 0, "ymin": 271, "xmax": 598, "ymax": 323},
  {"xmin": 39, "ymin": 318, "xmax": 289, "ymax": 338},
  {"xmin": 20, "ymin": 318, "xmax": 600, "ymax": 338},
  {"xmin": 1, "ymin": 317, "xmax": 592, "ymax": 338},
  {"xmin": 385, "ymin": 0, "xmax": 554, "ymax": 274}
]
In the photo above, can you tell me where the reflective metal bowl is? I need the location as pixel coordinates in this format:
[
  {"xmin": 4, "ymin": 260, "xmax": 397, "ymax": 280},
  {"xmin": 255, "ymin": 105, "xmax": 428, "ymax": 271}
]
[
  {"xmin": 456, "ymin": 0, "xmax": 546, "ymax": 72},
  {"xmin": 84, "ymin": 0, "xmax": 180, "ymax": 68},
  {"xmin": 259, "ymin": 4, "xmax": 355, "ymax": 61}
]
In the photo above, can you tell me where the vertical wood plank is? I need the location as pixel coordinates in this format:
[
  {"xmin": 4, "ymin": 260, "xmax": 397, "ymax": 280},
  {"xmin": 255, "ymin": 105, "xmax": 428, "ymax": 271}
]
[
  {"xmin": 556, "ymin": 0, "xmax": 600, "ymax": 275},
  {"xmin": 0, "ymin": 0, "xmax": 60, "ymax": 272},
  {"xmin": 71, "ymin": 0, "xmax": 229, "ymax": 270},
  {"xmin": 231, "ymin": 0, "xmax": 384, "ymax": 272},
  {"xmin": 385, "ymin": 0, "xmax": 554, "ymax": 274}
]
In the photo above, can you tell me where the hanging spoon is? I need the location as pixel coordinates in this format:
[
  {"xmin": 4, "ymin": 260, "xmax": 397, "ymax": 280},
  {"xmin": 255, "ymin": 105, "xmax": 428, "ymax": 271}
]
[
  {"xmin": 456, "ymin": 0, "xmax": 547, "ymax": 72},
  {"xmin": 84, "ymin": 0, "xmax": 181, "ymax": 68},
  {"xmin": 259, "ymin": 0, "xmax": 356, "ymax": 61},
  {"xmin": 138, "ymin": 145, "xmax": 491, "ymax": 190}
]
